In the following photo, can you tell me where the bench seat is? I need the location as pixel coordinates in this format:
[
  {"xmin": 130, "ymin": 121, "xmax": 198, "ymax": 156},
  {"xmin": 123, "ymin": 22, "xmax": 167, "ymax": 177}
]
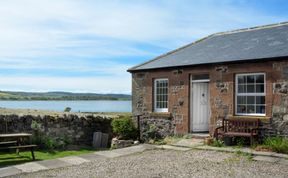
[{"xmin": 224, "ymin": 132, "xmax": 258, "ymax": 137}]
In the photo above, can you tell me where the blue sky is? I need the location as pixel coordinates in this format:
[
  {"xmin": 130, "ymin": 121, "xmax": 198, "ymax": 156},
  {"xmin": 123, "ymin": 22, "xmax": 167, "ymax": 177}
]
[{"xmin": 0, "ymin": 0, "xmax": 287, "ymax": 94}]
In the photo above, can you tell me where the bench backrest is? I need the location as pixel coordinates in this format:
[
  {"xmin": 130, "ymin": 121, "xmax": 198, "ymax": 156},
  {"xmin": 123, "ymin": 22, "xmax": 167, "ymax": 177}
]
[{"xmin": 223, "ymin": 118, "xmax": 259, "ymax": 133}]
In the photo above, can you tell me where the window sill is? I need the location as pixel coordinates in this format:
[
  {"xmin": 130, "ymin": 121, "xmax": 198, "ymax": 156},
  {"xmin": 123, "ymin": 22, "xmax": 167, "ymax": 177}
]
[
  {"xmin": 149, "ymin": 112, "xmax": 172, "ymax": 119},
  {"xmin": 228, "ymin": 115, "xmax": 271, "ymax": 123}
]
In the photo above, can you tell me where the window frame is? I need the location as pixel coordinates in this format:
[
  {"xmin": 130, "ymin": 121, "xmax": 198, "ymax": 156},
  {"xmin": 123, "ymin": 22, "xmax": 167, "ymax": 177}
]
[
  {"xmin": 235, "ymin": 73, "xmax": 266, "ymax": 116},
  {"xmin": 154, "ymin": 78, "xmax": 169, "ymax": 112}
]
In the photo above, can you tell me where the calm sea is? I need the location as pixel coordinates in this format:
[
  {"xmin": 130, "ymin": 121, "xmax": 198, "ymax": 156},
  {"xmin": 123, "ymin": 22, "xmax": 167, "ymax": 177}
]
[{"xmin": 0, "ymin": 100, "xmax": 131, "ymax": 112}]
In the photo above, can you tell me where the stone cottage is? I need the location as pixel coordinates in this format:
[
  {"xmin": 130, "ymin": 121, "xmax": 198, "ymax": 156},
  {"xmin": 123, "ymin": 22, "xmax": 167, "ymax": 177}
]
[{"xmin": 128, "ymin": 22, "xmax": 288, "ymax": 140}]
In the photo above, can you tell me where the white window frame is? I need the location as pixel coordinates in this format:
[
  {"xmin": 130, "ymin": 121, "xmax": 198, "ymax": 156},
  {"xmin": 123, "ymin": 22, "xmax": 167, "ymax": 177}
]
[
  {"xmin": 154, "ymin": 78, "xmax": 168, "ymax": 112},
  {"xmin": 235, "ymin": 73, "xmax": 266, "ymax": 116}
]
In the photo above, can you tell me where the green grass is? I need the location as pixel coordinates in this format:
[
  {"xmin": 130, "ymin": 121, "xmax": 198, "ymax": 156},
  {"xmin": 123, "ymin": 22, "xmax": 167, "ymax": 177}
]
[
  {"xmin": 262, "ymin": 137, "xmax": 288, "ymax": 154},
  {"xmin": 0, "ymin": 149, "xmax": 95, "ymax": 167}
]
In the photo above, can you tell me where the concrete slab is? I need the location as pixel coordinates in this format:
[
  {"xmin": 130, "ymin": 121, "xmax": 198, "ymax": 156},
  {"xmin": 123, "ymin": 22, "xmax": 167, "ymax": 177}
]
[
  {"xmin": 78, "ymin": 153, "xmax": 106, "ymax": 161},
  {"xmin": 157, "ymin": 145, "xmax": 192, "ymax": 151},
  {"xmin": 252, "ymin": 156, "xmax": 280, "ymax": 163},
  {"xmin": 14, "ymin": 162, "xmax": 48, "ymax": 173},
  {"xmin": 0, "ymin": 167, "xmax": 22, "ymax": 178},
  {"xmin": 172, "ymin": 138, "xmax": 204, "ymax": 148},
  {"xmin": 38, "ymin": 159, "xmax": 72, "ymax": 169},
  {"xmin": 94, "ymin": 151, "xmax": 122, "ymax": 158},
  {"xmin": 58, "ymin": 156, "xmax": 90, "ymax": 165}
]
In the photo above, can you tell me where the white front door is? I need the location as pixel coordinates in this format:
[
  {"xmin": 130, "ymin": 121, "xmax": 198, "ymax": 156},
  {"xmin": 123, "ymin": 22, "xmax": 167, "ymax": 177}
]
[{"xmin": 191, "ymin": 82, "xmax": 210, "ymax": 132}]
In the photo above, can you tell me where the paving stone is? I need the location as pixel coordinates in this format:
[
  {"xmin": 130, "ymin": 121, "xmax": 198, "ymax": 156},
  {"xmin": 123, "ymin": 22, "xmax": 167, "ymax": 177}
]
[
  {"xmin": 78, "ymin": 153, "xmax": 106, "ymax": 161},
  {"xmin": 0, "ymin": 167, "xmax": 22, "ymax": 177},
  {"xmin": 58, "ymin": 156, "xmax": 90, "ymax": 165},
  {"xmin": 94, "ymin": 151, "xmax": 122, "ymax": 158},
  {"xmin": 172, "ymin": 138, "xmax": 204, "ymax": 148},
  {"xmin": 252, "ymin": 156, "xmax": 280, "ymax": 163},
  {"xmin": 14, "ymin": 162, "xmax": 48, "ymax": 173},
  {"xmin": 157, "ymin": 145, "xmax": 192, "ymax": 151},
  {"xmin": 38, "ymin": 159, "xmax": 72, "ymax": 169}
]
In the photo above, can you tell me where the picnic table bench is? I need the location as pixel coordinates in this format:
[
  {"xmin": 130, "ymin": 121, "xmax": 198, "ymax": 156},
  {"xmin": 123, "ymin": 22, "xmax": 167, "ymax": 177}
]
[
  {"xmin": 214, "ymin": 117, "xmax": 260, "ymax": 145},
  {"xmin": 0, "ymin": 133, "xmax": 37, "ymax": 160}
]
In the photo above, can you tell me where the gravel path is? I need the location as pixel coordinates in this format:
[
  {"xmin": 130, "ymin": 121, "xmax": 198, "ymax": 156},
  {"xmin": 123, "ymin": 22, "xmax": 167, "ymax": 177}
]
[{"xmin": 15, "ymin": 149, "xmax": 288, "ymax": 178}]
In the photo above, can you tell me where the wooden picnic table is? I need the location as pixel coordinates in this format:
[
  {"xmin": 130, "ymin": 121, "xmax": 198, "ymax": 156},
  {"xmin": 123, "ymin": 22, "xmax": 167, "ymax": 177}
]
[
  {"xmin": 0, "ymin": 133, "xmax": 37, "ymax": 160},
  {"xmin": 0, "ymin": 133, "xmax": 32, "ymax": 138}
]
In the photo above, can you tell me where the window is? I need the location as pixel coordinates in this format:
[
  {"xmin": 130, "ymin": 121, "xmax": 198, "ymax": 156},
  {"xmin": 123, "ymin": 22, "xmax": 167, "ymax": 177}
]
[
  {"xmin": 154, "ymin": 78, "xmax": 168, "ymax": 112},
  {"xmin": 235, "ymin": 73, "xmax": 265, "ymax": 116}
]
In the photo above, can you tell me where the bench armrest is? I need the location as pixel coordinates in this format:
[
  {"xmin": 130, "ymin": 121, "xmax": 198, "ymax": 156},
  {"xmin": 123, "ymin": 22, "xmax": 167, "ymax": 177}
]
[
  {"xmin": 215, "ymin": 126, "xmax": 224, "ymax": 132},
  {"xmin": 214, "ymin": 126, "xmax": 224, "ymax": 139}
]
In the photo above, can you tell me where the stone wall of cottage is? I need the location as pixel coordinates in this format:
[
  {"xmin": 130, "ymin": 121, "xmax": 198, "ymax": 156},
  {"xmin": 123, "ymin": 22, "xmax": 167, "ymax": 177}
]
[
  {"xmin": 131, "ymin": 59, "xmax": 288, "ymax": 141},
  {"xmin": 0, "ymin": 114, "xmax": 113, "ymax": 146}
]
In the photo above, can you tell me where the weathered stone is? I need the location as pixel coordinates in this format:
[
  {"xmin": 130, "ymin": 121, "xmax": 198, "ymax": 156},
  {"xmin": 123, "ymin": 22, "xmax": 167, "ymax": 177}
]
[
  {"xmin": 0, "ymin": 114, "xmax": 112, "ymax": 146},
  {"xmin": 111, "ymin": 138, "xmax": 134, "ymax": 148}
]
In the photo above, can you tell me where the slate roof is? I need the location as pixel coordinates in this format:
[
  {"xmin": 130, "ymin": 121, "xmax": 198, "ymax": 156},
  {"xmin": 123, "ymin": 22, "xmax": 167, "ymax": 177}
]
[{"xmin": 128, "ymin": 22, "xmax": 288, "ymax": 72}]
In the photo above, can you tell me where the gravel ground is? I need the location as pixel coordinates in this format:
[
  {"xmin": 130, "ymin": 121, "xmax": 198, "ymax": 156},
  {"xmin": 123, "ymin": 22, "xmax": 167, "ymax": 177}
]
[{"xmin": 14, "ymin": 149, "xmax": 288, "ymax": 178}]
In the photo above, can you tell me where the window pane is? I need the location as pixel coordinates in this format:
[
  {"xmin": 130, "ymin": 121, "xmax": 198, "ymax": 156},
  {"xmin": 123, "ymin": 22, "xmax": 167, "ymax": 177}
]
[
  {"xmin": 247, "ymin": 84, "xmax": 255, "ymax": 93},
  {"xmin": 256, "ymin": 75, "xmax": 264, "ymax": 83},
  {"xmin": 238, "ymin": 85, "xmax": 246, "ymax": 93},
  {"xmin": 256, "ymin": 84, "xmax": 264, "ymax": 93},
  {"xmin": 238, "ymin": 76, "xmax": 246, "ymax": 84},
  {"xmin": 247, "ymin": 96, "xmax": 255, "ymax": 105},
  {"xmin": 237, "ymin": 105, "xmax": 246, "ymax": 114},
  {"xmin": 192, "ymin": 74, "xmax": 209, "ymax": 80},
  {"xmin": 247, "ymin": 75, "xmax": 255, "ymax": 83},
  {"xmin": 247, "ymin": 105, "xmax": 255, "ymax": 113},
  {"xmin": 256, "ymin": 105, "xmax": 265, "ymax": 114},
  {"xmin": 256, "ymin": 96, "xmax": 265, "ymax": 104},
  {"xmin": 237, "ymin": 96, "xmax": 246, "ymax": 104}
]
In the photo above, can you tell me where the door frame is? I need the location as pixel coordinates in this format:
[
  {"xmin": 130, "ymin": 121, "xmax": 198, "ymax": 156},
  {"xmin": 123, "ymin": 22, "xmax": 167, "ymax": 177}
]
[{"xmin": 190, "ymin": 75, "xmax": 211, "ymax": 133}]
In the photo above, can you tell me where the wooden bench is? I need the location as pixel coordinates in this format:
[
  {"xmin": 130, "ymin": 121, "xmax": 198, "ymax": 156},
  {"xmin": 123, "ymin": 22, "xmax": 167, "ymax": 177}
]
[{"xmin": 214, "ymin": 117, "xmax": 260, "ymax": 145}]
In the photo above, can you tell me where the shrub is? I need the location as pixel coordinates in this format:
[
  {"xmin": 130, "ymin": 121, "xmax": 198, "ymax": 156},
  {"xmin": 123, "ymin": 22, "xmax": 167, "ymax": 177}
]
[
  {"xmin": 64, "ymin": 107, "xmax": 71, "ymax": 112},
  {"xmin": 31, "ymin": 120, "xmax": 71, "ymax": 151},
  {"xmin": 211, "ymin": 139, "xmax": 224, "ymax": 147},
  {"xmin": 111, "ymin": 116, "xmax": 138, "ymax": 140},
  {"xmin": 263, "ymin": 137, "xmax": 288, "ymax": 154}
]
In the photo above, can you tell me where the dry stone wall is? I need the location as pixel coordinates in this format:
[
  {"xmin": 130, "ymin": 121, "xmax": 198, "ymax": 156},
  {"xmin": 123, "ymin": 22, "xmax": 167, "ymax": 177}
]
[{"xmin": 0, "ymin": 113, "xmax": 113, "ymax": 146}]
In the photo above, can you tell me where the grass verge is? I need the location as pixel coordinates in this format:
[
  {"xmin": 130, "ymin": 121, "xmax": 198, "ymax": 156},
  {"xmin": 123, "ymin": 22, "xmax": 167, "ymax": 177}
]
[{"xmin": 0, "ymin": 149, "xmax": 95, "ymax": 168}]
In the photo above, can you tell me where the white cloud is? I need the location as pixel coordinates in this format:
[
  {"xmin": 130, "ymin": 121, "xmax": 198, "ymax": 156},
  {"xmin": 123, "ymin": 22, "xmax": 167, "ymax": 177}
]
[
  {"xmin": 0, "ymin": 0, "xmax": 285, "ymax": 92},
  {"xmin": 0, "ymin": 76, "xmax": 131, "ymax": 94}
]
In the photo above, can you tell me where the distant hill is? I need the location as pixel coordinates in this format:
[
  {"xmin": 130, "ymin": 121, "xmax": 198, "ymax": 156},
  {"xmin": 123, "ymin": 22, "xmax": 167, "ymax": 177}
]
[{"xmin": 0, "ymin": 91, "xmax": 131, "ymax": 101}]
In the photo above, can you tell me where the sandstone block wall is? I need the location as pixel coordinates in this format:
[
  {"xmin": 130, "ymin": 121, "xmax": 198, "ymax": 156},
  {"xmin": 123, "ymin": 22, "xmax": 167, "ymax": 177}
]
[{"xmin": 131, "ymin": 59, "xmax": 288, "ymax": 140}]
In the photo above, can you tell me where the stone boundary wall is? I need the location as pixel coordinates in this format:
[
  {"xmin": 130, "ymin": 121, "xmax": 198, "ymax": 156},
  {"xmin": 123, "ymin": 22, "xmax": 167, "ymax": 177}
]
[
  {"xmin": 0, "ymin": 114, "xmax": 113, "ymax": 146},
  {"xmin": 138, "ymin": 113, "xmax": 175, "ymax": 142}
]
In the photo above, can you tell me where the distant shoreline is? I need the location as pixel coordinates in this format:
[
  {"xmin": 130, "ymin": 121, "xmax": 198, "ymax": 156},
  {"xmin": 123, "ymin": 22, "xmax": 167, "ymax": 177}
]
[
  {"xmin": 0, "ymin": 91, "xmax": 131, "ymax": 101},
  {"xmin": 0, "ymin": 99, "xmax": 131, "ymax": 101}
]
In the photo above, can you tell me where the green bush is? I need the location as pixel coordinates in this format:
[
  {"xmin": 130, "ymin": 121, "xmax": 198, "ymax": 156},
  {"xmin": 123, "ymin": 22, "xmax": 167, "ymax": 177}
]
[
  {"xmin": 111, "ymin": 116, "xmax": 138, "ymax": 140},
  {"xmin": 211, "ymin": 139, "xmax": 224, "ymax": 147},
  {"xmin": 263, "ymin": 137, "xmax": 288, "ymax": 154},
  {"xmin": 31, "ymin": 120, "xmax": 71, "ymax": 151},
  {"xmin": 64, "ymin": 107, "xmax": 72, "ymax": 112}
]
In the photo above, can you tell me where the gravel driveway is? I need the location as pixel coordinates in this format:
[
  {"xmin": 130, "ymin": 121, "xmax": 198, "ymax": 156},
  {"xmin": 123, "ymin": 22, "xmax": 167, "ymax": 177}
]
[{"xmin": 15, "ymin": 149, "xmax": 288, "ymax": 178}]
